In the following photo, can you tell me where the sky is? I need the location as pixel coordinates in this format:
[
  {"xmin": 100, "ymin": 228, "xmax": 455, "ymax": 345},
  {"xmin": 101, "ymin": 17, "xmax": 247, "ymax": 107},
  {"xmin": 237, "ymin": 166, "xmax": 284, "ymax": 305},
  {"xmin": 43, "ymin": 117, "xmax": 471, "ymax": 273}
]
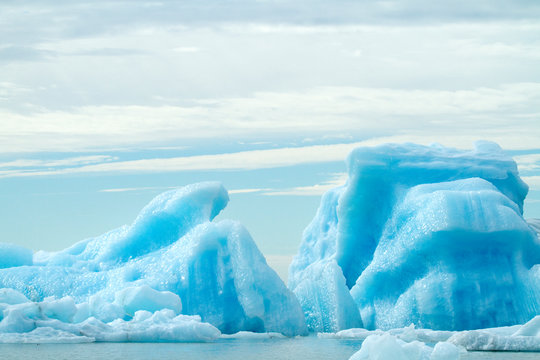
[{"xmin": 1, "ymin": 0, "xmax": 540, "ymax": 280}]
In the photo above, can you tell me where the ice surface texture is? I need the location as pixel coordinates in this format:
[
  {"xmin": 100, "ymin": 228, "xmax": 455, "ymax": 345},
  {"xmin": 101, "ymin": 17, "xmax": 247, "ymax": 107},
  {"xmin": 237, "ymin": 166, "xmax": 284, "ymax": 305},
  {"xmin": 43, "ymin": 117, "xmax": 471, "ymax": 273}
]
[
  {"xmin": 0, "ymin": 289, "xmax": 220, "ymax": 343},
  {"xmin": 290, "ymin": 141, "xmax": 540, "ymax": 332},
  {"xmin": 0, "ymin": 182, "xmax": 307, "ymax": 340},
  {"xmin": 337, "ymin": 317, "xmax": 540, "ymax": 357}
]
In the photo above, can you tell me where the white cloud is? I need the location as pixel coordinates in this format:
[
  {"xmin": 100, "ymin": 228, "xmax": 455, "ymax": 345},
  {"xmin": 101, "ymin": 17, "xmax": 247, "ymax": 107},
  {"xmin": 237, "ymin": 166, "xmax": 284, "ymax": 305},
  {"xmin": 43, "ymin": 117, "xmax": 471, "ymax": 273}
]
[
  {"xmin": 229, "ymin": 188, "xmax": 270, "ymax": 194},
  {"xmin": 523, "ymin": 176, "xmax": 540, "ymax": 190},
  {"xmin": 2, "ymin": 138, "xmax": 540, "ymax": 179},
  {"xmin": 99, "ymin": 186, "xmax": 178, "ymax": 193},
  {"xmin": 0, "ymin": 143, "xmax": 363, "ymax": 178},
  {"xmin": 1, "ymin": 83, "xmax": 539, "ymax": 153},
  {"xmin": 262, "ymin": 173, "xmax": 348, "ymax": 196},
  {"xmin": 515, "ymin": 154, "xmax": 540, "ymax": 172},
  {"xmin": 0, "ymin": 155, "xmax": 117, "ymax": 169}
]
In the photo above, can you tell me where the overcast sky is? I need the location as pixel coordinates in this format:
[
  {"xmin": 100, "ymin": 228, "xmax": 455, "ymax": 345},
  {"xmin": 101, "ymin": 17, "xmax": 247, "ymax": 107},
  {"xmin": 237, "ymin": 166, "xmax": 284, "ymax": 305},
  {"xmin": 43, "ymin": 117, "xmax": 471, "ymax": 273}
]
[{"xmin": 1, "ymin": 0, "xmax": 539, "ymax": 279}]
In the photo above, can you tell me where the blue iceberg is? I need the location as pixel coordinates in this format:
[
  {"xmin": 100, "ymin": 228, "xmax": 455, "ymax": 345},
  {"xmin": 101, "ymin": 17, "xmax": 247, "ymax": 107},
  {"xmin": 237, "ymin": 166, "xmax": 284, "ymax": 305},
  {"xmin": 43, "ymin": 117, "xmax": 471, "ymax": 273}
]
[
  {"xmin": 289, "ymin": 141, "xmax": 540, "ymax": 332},
  {"xmin": 0, "ymin": 182, "xmax": 307, "ymax": 342}
]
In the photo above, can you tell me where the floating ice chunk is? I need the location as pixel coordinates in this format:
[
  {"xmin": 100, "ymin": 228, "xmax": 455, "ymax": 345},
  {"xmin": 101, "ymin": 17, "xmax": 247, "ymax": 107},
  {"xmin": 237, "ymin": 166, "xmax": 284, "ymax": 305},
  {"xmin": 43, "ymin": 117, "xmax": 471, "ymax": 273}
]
[
  {"xmin": 349, "ymin": 334, "xmax": 432, "ymax": 360},
  {"xmin": 321, "ymin": 324, "xmax": 456, "ymax": 344},
  {"xmin": 290, "ymin": 142, "xmax": 539, "ymax": 331},
  {"xmin": 349, "ymin": 333, "xmax": 461, "ymax": 360},
  {"xmin": 100, "ymin": 310, "xmax": 221, "ymax": 342},
  {"xmin": 430, "ymin": 342, "xmax": 461, "ymax": 360},
  {"xmin": 337, "ymin": 142, "xmax": 529, "ymax": 287},
  {"xmin": 221, "ymin": 331, "xmax": 286, "ymax": 339},
  {"xmin": 0, "ymin": 182, "xmax": 306, "ymax": 337},
  {"xmin": 351, "ymin": 177, "xmax": 539, "ymax": 330},
  {"xmin": 0, "ymin": 243, "xmax": 32, "ymax": 269},
  {"xmin": 114, "ymin": 285, "xmax": 182, "ymax": 316},
  {"xmin": 448, "ymin": 315, "xmax": 540, "ymax": 351},
  {"xmin": 0, "ymin": 327, "xmax": 94, "ymax": 344},
  {"xmin": 448, "ymin": 330, "xmax": 540, "ymax": 351},
  {"xmin": 0, "ymin": 294, "xmax": 221, "ymax": 343},
  {"xmin": 33, "ymin": 309, "xmax": 221, "ymax": 342}
]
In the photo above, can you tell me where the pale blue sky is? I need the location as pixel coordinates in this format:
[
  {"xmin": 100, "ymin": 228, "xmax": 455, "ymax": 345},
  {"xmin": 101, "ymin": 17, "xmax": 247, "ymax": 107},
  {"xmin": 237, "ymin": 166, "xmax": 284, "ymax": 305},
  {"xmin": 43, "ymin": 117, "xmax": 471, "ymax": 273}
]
[{"xmin": 1, "ymin": 1, "xmax": 539, "ymax": 280}]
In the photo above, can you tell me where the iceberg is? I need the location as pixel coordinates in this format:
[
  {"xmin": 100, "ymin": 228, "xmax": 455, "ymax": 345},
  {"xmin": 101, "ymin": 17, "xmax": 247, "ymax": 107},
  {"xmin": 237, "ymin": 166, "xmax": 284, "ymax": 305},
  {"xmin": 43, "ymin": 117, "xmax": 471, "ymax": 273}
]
[
  {"xmin": 290, "ymin": 141, "xmax": 540, "ymax": 332},
  {"xmin": 0, "ymin": 182, "xmax": 307, "ymax": 342},
  {"xmin": 348, "ymin": 333, "xmax": 461, "ymax": 360}
]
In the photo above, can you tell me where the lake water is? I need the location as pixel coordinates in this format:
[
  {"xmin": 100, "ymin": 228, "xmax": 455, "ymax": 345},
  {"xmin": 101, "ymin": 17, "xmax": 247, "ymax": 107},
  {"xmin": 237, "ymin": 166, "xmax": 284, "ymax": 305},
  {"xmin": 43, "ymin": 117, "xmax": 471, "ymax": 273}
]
[{"xmin": 1, "ymin": 337, "xmax": 540, "ymax": 359}]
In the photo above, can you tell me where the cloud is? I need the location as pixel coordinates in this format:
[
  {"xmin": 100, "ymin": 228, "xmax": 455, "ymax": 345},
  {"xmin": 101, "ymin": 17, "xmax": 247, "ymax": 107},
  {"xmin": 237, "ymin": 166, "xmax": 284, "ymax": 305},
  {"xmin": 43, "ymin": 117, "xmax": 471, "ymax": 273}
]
[
  {"xmin": 229, "ymin": 188, "xmax": 270, "ymax": 194},
  {"xmin": 0, "ymin": 46, "xmax": 55, "ymax": 63},
  {"xmin": 3, "ymin": 1, "xmax": 540, "ymax": 47},
  {"xmin": 515, "ymin": 154, "xmax": 540, "ymax": 172},
  {"xmin": 99, "ymin": 186, "xmax": 178, "ymax": 193},
  {"xmin": 523, "ymin": 176, "xmax": 540, "ymax": 190},
  {"xmin": 2, "ymin": 135, "xmax": 540, "ymax": 179},
  {"xmin": 1, "ymin": 83, "xmax": 539, "ymax": 153},
  {"xmin": 0, "ymin": 82, "xmax": 31, "ymax": 101},
  {"xmin": 0, "ymin": 143, "xmax": 365, "ymax": 178},
  {"xmin": 100, "ymin": 186, "xmax": 275, "ymax": 194},
  {"xmin": 98, "ymin": 182, "xmax": 341, "ymax": 196},
  {"xmin": 172, "ymin": 47, "xmax": 201, "ymax": 53},
  {"xmin": 0, "ymin": 136, "xmax": 483, "ymax": 178},
  {"xmin": 262, "ymin": 173, "xmax": 348, "ymax": 196},
  {"xmin": 0, "ymin": 155, "xmax": 117, "ymax": 169},
  {"xmin": 67, "ymin": 48, "xmax": 148, "ymax": 57}
]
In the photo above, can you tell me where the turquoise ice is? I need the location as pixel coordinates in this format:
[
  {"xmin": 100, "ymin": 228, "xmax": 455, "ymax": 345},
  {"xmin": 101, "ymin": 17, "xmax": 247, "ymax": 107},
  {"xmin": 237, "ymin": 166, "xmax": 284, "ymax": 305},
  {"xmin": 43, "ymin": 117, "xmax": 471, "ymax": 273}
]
[
  {"xmin": 289, "ymin": 141, "xmax": 540, "ymax": 332},
  {"xmin": 0, "ymin": 182, "xmax": 307, "ymax": 339}
]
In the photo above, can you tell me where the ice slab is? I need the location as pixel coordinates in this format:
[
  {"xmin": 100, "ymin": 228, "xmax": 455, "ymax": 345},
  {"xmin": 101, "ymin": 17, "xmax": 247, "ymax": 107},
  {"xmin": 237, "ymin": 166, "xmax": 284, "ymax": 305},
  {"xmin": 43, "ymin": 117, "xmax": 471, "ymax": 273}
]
[
  {"xmin": 348, "ymin": 333, "xmax": 461, "ymax": 360},
  {"xmin": 448, "ymin": 315, "xmax": 540, "ymax": 351},
  {"xmin": 319, "ymin": 324, "xmax": 455, "ymax": 344}
]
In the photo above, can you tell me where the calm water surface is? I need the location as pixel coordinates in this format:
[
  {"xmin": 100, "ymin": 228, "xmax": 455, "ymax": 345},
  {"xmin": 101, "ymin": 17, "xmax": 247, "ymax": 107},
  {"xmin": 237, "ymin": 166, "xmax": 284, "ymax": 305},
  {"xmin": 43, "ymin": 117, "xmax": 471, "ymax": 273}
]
[{"xmin": 1, "ymin": 337, "xmax": 540, "ymax": 360}]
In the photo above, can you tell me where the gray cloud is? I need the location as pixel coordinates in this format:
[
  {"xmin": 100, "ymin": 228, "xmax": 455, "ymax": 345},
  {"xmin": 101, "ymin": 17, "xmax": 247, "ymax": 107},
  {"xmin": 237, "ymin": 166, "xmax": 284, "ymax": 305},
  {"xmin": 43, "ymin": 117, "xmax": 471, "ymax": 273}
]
[
  {"xmin": 0, "ymin": 46, "xmax": 55, "ymax": 63},
  {"xmin": 2, "ymin": 0, "xmax": 540, "ymax": 48},
  {"xmin": 0, "ymin": 83, "xmax": 538, "ymax": 154},
  {"xmin": 66, "ymin": 48, "xmax": 149, "ymax": 57}
]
